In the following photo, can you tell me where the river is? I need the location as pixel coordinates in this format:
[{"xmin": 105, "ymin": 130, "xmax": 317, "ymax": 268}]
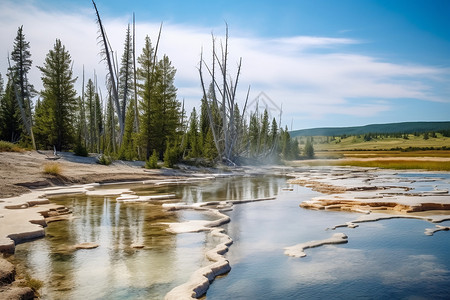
[{"xmin": 10, "ymin": 171, "xmax": 450, "ymax": 299}]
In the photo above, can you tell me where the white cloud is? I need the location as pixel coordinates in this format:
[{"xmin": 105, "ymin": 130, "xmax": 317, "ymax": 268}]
[{"xmin": 0, "ymin": 0, "xmax": 448, "ymax": 129}]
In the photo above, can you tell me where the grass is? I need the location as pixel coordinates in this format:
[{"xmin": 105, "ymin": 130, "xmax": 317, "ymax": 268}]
[
  {"xmin": 290, "ymin": 159, "xmax": 450, "ymax": 171},
  {"xmin": 0, "ymin": 140, "xmax": 25, "ymax": 152},
  {"xmin": 294, "ymin": 134, "xmax": 450, "ymax": 171},
  {"xmin": 315, "ymin": 150, "xmax": 450, "ymax": 159},
  {"xmin": 336, "ymin": 160, "xmax": 450, "ymax": 171},
  {"xmin": 43, "ymin": 162, "xmax": 63, "ymax": 176},
  {"xmin": 311, "ymin": 134, "xmax": 450, "ymax": 152}
]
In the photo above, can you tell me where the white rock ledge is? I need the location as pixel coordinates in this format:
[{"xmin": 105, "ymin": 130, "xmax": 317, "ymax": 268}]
[
  {"xmin": 424, "ymin": 225, "xmax": 450, "ymax": 236},
  {"xmin": 284, "ymin": 233, "xmax": 348, "ymax": 258},
  {"xmin": 329, "ymin": 213, "xmax": 450, "ymax": 235},
  {"xmin": 165, "ymin": 228, "xmax": 233, "ymax": 300},
  {"xmin": 163, "ymin": 197, "xmax": 277, "ymax": 299}
]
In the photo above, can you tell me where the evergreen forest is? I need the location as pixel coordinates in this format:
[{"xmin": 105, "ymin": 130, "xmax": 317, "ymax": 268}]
[{"xmin": 0, "ymin": 2, "xmax": 299, "ymax": 167}]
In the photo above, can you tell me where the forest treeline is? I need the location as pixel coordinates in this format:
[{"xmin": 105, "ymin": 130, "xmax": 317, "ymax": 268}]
[
  {"xmin": 290, "ymin": 122, "xmax": 450, "ymax": 138},
  {"xmin": 0, "ymin": 6, "xmax": 299, "ymax": 167}
]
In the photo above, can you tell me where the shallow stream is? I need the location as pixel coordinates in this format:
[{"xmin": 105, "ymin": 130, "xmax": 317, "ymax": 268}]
[{"xmin": 11, "ymin": 173, "xmax": 450, "ymax": 299}]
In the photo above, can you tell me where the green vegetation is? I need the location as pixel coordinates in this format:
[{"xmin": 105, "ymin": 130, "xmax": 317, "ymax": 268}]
[
  {"xmin": 97, "ymin": 154, "xmax": 112, "ymax": 166},
  {"xmin": 1, "ymin": 16, "xmax": 300, "ymax": 167},
  {"xmin": 290, "ymin": 121, "xmax": 450, "ymax": 138},
  {"xmin": 145, "ymin": 149, "xmax": 159, "ymax": 169},
  {"xmin": 308, "ymin": 133, "xmax": 450, "ymax": 153},
  {"xmin": 0, "ymin": 140, "xmax": 24, "ymax": 152},
  {"xmin": 290, "ymin": 132, "xmax": 450, "ymax": 171},
  {"xmin": 35, "ymin": 39, "xmax": 78, "ymax": 151},
  {"xmin": 73, "ymin": 141, "xmax": 89, "ymax": 157},
  {"xmin": 303, "ymin": 137, "xmax": 314, "ymax": 159}
]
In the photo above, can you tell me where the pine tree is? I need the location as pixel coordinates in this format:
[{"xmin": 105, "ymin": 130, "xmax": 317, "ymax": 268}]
[
  {"xmin": 36, "ymin": 39, "xmax": 78, "ymax": 151},
  {"xmin": 104, "ymin": 89, "xmax": 117, "ymax": 154},
  {"xmin": 137, "ymin": 36, "xmax": 156, "ymax": 159},
  {"xmin": 259, "ymin": 109, "xmax": 269, "ymax": 153},
  {"xmin": 84, "ymin": 79, "xmax": 96, "ymax": 151},
  {"xmin": 231, "ymin": 103, "xmax": 243, "ymax": 156},
  {"xmin": 152, "ymin": 55, "xmax": 180, "ymax": 159},
  {"xmin": 9, "ymin": 26, "xmax": 36, "ymax": 147},
  {"xmin": 269, "ymin": 117, "xmax": 278, "ymax": 151},
  {"xmin": 303, "ymin": 137, "xmax": 314, "ymax": 159},
  {"xmin": 280, "ymin": 126, "xmax": 292, "ymax": 160},
  {"xmin": 0, "ymin": 74, "xmax": 23, "ymax": 142},
  {"xmin": 203, "ymin": 127, "xmax": 218, "ymax": 161},
  {"xmin": 118, "ymin": 25, "xmax": 134, "ymax": 143},
  {"xmin": 0, "ymin": 73, "xmax": 3, "ymax": 139},
  {"xmin": 199, "ymin": 95, "xmax": 210, "ymax": 146},
  {"xmin": 119, "ymin": 100, "xmax": 137, "ymax": 160},
  {"xmin": 73, "ymin": 94, "xmax": 88, "ymax": 157},
  {"xmin": 93, "ymin": 92, "xmax": 103, "ymax": 152},
  {"xmin": 185, "ymin": 108, "xmax": 200, "ymax": 158},
  {"xmin": 76, "ymin": 94, "xmax": 87, "ymax": 144},
  {"xmin": 248, "ymin": 112, "xmax": 259, "ymax": 157}
]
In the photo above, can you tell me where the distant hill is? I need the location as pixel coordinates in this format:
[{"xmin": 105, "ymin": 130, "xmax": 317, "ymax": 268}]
[{"xmin": 290, "ymin": 121, "xmax": 450, "ymax": 137}]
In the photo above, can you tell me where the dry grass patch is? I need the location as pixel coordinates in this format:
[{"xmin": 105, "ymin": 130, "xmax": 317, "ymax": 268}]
[
  {"xmin": 43, "ymin": 162, "xmax": 63, "ymax": 176},
  {"xmin": 336, "ymin": 159, "xmax": 450, "ymax": 171}
]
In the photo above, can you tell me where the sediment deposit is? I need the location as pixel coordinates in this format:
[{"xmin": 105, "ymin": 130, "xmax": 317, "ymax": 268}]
[{"xmin": 289, "ymin": 167, "xmax": 450, "ymax": 214}]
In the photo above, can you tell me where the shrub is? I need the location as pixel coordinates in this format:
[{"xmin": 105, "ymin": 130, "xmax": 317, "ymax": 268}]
[
  {"xmin": 145, "ymin": 149, "xmax": 160, "ymax": 169},
  {"xmin": 163, "ymin": 144, "xmax": 179, "ymax": 168},
  {"xmin": 43, "ymin": 162, "xmax": 62, "ymax": 176},
  {"xmin": 303, "ymin": 139, "xmax": 315, "ymax": 159},
  {"xmin": 73, "ymin": 142, "xmax": 89, "ymax": 157},
  {"xmin": 97, "ymin": 154, "xmax": 112, "ymax": 165},
  {"xmin": 0, "ymin": 140, "xmax": 24, "ymax": 152}
]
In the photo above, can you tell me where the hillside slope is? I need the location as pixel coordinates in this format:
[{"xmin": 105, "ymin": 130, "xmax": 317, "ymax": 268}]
[{"xmin": 290, "ymin": 121, "xmax": 450, "ymax": 137}]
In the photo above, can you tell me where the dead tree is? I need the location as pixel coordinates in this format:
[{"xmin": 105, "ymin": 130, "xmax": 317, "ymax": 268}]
[
  {"xmin": 92, "ymin": 0, "xmax": 123, "ymax": 144},
  {"xmin": 199, "ymin": 25, "xmax": 250, "ymax": 165}
]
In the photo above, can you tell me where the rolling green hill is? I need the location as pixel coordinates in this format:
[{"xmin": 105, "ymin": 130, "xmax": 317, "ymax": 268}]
[{"xmin": 290, "ymin": 121, "xmax": 450, "ymax": 137}]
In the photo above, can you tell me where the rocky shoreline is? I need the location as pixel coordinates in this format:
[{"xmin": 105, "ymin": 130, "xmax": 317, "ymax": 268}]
[
  {"xmin": 0, "ymin": 258, "xmax": 35, "ymax": 300},
  {"xmin": 288, "ymin": 167, "xmax": 450, "ymax": 214}
]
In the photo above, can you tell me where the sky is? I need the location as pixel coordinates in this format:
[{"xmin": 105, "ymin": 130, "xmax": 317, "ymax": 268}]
[{"xmin": 0, "ymin": 0, "xmax": 449, "ymax": 130}]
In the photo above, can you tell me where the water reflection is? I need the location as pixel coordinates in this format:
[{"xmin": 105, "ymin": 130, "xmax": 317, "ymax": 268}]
[
  {"xmin": 12, "ymin": 175, "xmax": 286, "ymax": 299},
  {"xmin": 207, "ymin": 184, "xmax": 450, "ymax": 300}
]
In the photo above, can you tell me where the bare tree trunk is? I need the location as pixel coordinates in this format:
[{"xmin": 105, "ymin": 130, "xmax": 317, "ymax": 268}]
[
  {"xmin": 199, "ymin": 50, "xmax": 222, "ymax": 159},
  {"xmin": 198, "ymin": 25, "xmax": 249, "ymax": 164},
  {"xmin": 132, "ymin": 13, "xmax": 141, "ymax": 159},
  {"xmin": 92, "ymin": 0, "xmax": 123, "ymax": 144}
]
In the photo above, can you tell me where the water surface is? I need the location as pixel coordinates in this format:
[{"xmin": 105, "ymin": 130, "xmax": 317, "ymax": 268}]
[{"xmin": 11, "ymin": 172, "xmax": 450, "ymax": 299}]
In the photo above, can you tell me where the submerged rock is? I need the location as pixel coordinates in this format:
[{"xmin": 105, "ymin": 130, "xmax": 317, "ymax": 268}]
[{"xmin": 284, "ymin": 233, "xmax": 348, "ymax": 258}]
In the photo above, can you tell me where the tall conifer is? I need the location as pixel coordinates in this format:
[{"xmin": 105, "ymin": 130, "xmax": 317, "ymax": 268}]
[
  {"xmin": 36, "ymin": 39, "xmax": 77, "ymax": 150},
  {"xmin": 10, "ymin": 26, "xmax": 36, "ymax": 147},
  {"xmin": 137, "ymin": 36, "xmax": 156, "ymax": 158},
  {"xmin": 118, "ymin": 25, "xmax": 134, "ymax": 142},
  {"xmin": 0, "ymin": 74, "xmax": 22, "ymax": 142}
]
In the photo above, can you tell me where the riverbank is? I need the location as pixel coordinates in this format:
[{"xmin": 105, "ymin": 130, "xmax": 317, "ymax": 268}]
[{"xmin": 0, "ymin": 150, "xmax": 177, "ymax": 199}]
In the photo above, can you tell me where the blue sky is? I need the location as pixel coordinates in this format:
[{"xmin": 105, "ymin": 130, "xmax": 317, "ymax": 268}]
[{"xmin": 0, "ymin": 0, "xmax": 449, "ymax": 130}]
